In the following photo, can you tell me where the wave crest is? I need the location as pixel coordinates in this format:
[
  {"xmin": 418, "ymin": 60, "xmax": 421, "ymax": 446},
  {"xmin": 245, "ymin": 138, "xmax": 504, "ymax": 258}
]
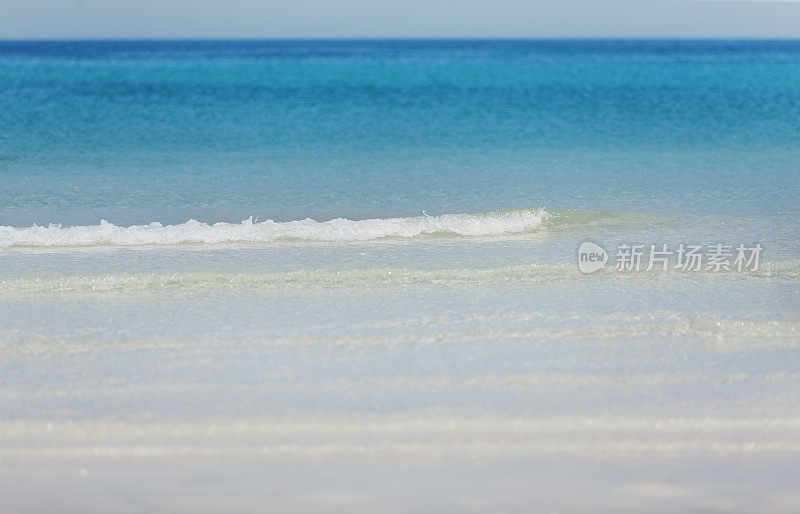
[{"xmin": 0, "ymin": 209, "xmax": 551, "ymax": 248}]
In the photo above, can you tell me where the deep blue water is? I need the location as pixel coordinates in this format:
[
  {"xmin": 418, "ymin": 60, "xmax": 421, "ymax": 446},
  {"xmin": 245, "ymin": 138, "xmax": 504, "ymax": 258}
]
[{"xmin": 1, "ymin": 40, "xmax": 799, "ymax": 226}]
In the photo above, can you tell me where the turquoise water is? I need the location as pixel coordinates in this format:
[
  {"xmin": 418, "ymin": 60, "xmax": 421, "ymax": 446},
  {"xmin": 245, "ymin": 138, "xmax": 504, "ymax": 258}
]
[
  {"xmin": 1, "ymin": 41, "xmax": 800, "ymax": 511},
  {"xmin": 1, "ymin": 40, "xmax": 799, "ymax": 227}
]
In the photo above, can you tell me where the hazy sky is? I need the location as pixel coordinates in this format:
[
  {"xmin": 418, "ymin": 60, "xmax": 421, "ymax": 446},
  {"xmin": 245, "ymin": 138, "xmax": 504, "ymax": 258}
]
[{"xmin": 2, "ymin": 0, "xmax": 800, "ymax": 39}]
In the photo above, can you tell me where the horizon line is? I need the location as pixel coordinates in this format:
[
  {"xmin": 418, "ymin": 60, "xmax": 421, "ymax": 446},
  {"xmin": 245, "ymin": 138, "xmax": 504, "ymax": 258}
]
[{"xmin": 3, "ymin": 36, "xmax": 800, "ymax": 42}]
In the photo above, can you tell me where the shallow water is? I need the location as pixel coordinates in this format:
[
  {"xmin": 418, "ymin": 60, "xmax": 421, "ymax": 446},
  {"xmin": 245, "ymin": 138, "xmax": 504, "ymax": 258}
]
[{"xmin": 1, "ymin": 40, "xmax": 799, "ymax": 511}]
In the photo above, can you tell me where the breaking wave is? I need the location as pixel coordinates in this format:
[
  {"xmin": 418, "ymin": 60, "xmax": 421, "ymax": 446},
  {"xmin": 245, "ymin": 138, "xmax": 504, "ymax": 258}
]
[{"xmin": 0, "ymin": 209, "xmax": 555, "ymax": 248}]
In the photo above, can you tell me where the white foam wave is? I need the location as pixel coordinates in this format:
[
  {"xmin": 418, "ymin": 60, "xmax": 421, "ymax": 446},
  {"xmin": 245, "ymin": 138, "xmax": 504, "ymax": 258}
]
[{"xmin": 0, "ymin": 209, "xmax": 550, "ymax": 248}]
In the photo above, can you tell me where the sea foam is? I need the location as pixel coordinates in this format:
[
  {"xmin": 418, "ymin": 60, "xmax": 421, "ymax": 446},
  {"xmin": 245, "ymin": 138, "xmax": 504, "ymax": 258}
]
[
  {"xmin": 2, "ymin": 262, "xmax": 796, "ymax": 294},
  {"xmin": 0, "ymin": 209, "xmax": 550, "ymax": 248}
]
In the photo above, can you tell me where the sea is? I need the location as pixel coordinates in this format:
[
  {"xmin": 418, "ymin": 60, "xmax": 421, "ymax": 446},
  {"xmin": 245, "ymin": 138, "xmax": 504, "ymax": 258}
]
[{"xmin": 1, "ymin": 40, "xmax": 799, "ymax": 511}]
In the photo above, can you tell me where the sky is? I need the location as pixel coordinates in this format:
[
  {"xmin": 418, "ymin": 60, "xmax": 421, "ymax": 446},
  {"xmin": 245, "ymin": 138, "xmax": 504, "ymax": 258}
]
[{"xmin": 1, "ymin": 0, "xmax": 800, "ymax": 39}]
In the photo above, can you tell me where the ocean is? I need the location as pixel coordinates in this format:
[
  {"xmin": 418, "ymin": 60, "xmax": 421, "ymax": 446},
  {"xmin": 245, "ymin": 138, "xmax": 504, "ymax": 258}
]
[{"xmin": 1, "ymin": 40, "xmax": 799, "ymax": 511}]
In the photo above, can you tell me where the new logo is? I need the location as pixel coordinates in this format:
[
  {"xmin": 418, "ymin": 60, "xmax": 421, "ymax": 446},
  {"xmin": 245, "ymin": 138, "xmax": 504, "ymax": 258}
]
[{"xmin": 577, "ymin": 241, "xmax": 608, "ymax": 273}]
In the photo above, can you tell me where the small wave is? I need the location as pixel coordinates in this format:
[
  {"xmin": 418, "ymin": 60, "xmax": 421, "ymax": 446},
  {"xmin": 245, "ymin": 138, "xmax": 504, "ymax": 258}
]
[
  {"xmin": 0, "ymin": 209, "xmax": 553, "ymax": 248},
  {"xmin": 0, "ymin": 264, "xmax": 576, "ymax": 293},
  {"xmin": 2, "ymin": 261, "xmax": 797, "ymax": 294}
]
